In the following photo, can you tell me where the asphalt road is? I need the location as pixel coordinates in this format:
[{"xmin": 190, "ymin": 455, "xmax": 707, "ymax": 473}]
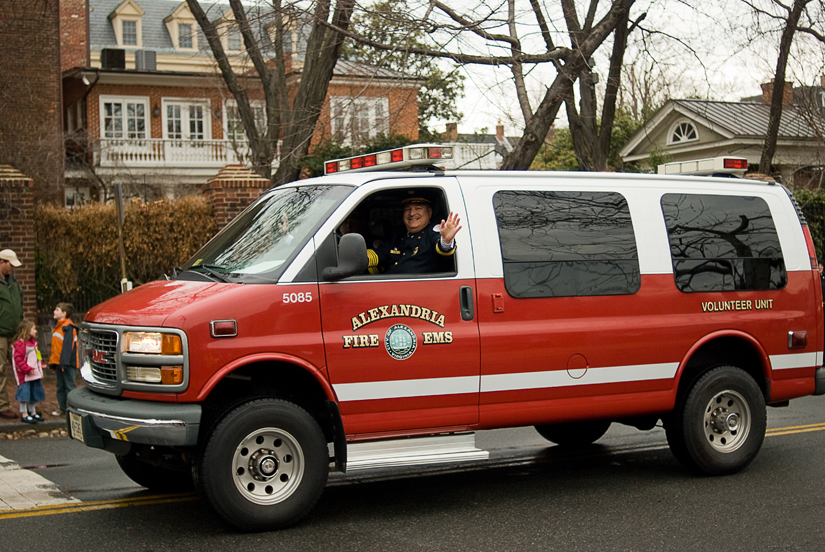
[{"xmin": 2, "ymin": 396, "xmax": 825, "ymax": 551}]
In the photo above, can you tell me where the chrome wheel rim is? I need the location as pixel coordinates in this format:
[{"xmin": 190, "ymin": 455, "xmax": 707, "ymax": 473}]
[
  {"xmin": 232, "ymin": 427, "xmax": 304, "ymax": 505},
  {"xmin": 703, "ymin": 390, "xmax": 751, "ymax": 453}
]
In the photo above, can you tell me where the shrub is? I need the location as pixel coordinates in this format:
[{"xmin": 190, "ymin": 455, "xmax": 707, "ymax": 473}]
[{"xmin": 35, "ymin": 195, "xmax": 215, "ymax": 314}]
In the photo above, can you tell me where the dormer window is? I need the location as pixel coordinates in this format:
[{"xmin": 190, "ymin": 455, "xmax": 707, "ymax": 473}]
[
  {"xmin": 109, "ymin": 0, "xmax": 144, "ymax": 49},
  {"xmin": 179, "ymin": 23, "xmax": 193, "ymax": 48},
  {"xmin": 669, "ymin": 121, "xmax": 698, "ymax": 145},
  {"xmin": 123, "ymin": 21, "xmax": 138, "ymax": 46},
  {"xmin": 228, "ymin": 27, "xmax": 242, "ymax": 51},
  {"xmin": 164, "ymin": 2, "xmax": 198, "ymax": 51}
]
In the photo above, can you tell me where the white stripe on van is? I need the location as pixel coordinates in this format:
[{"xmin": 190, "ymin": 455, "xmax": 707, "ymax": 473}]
[
  {"xmin": 770, "ymin": 352, "xmax": 821, "ymax": 370},
  {"xmin": 479, "ymin": 362, "xmax": 679, "ymax": 393},
  {"xmin": 332, "ymin": 362, "xmax": 679, "ymax": 402},
  {"xmin": 334, "ymin": 376, "xmax": 479, "ymax": 402}
]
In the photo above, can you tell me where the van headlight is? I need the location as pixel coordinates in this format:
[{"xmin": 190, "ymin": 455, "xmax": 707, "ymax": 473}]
[{"xmin": 123, "ymin": 332, "xmax": 182, "ymax": 355}]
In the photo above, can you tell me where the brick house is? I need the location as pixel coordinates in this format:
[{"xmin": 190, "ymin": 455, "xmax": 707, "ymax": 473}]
[{"xmin": 61, "ymin": 0, "xmax": 422, "ymax": 202}]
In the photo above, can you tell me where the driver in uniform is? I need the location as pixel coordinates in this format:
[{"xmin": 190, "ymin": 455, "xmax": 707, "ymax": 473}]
[{"xmin": 367, "ymin": 197, "xmax": 462, "ymax": 274}]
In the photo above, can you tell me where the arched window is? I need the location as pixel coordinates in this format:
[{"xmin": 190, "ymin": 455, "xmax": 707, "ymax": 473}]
[{"xmin": 669, "ymin": 121, "xmax": 698, "ymax": 145}]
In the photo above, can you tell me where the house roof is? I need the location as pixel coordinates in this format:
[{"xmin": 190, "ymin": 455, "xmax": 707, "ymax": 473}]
[
  {"xmin": 670, "ymin": 99, "xmax": 822, "ymax": 138},
  {"xmin": 89, "ymin": 0, "xmax": 419, "ymax": 81},
  {"xmin": 619, "ymin": 98, "xmax": 825, "ymax": 160}
]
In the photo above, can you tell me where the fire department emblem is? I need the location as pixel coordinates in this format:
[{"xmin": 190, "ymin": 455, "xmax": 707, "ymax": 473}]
[{"xmin": 385, "ymin": 324, "xmax": 417, "ymax": 360}]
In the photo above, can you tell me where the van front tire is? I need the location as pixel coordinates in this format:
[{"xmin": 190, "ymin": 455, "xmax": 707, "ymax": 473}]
[
  {"xmin": 666, "ymin": 366, "xmax": 766, "ymax": 475},
  {"xmin": 199, "ymin": 398, "xmax": 329, "ymax": 531}
]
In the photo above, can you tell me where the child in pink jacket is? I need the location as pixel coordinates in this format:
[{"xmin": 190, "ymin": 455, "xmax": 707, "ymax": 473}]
[{"xmin": 12, "ymin": 319, "xmax": 45, "ymax": 423}]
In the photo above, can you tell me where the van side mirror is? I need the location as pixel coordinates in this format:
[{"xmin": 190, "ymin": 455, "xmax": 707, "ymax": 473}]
[{"xmin": 322, "ymin": 233, "xmax": 368, "ymax": 281}]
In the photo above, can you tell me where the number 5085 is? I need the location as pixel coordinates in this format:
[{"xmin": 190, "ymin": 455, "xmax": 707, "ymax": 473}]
[{"xmin": 283, "ymin": 292, "xmax": 312, "ymax": 304}]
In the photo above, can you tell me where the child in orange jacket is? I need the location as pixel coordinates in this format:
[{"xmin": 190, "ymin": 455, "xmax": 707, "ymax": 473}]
[{"xmin": 50, "ymin": 302, "xmax": 78, "ymax": 417}]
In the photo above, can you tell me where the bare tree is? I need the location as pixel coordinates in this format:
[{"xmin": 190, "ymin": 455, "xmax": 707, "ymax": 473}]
[
  {"xmin": 335, "ymin": 0, "xmax": 636, "ymax": 170},
  {"xmin": 186, "ymin": 0, "xmax": 354, "ymax": 185},
  {"xmin": 754, "ymin": 0, "xmax": 813, "ymax": 175}
]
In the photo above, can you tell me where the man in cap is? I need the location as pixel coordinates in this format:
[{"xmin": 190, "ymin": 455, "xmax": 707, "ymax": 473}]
[
  {"xmin": 367, "ymin": 196, "xmax": 462, "ymax": 274},
  {"xmin": 0, "ymin": 249, "xmax": 23, "ymax": 418}
]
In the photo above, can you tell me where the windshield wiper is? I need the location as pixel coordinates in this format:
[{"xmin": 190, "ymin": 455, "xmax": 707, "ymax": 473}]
[{"xmin": 192, "ymin": 264, "xmax": 230, "ymax": 283}]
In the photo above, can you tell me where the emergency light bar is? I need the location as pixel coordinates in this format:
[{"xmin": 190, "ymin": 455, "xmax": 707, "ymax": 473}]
[
  {"xmin": 658, "ymin": 156, "xmax": 749, "ymax": 176},
  {"xmin": 325, "ymin": 144, "xmax": 454, "ymax": 175}
]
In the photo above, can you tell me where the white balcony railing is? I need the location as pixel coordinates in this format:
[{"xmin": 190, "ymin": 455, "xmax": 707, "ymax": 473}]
[{"xmin": 93, "ymin": 138, "xmax": 267, "ymax": 169}]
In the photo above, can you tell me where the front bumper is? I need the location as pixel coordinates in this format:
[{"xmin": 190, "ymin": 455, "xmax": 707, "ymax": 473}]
[{"xmin": 66, "ymin": 387, "xmax": 202, "ymax": 453}]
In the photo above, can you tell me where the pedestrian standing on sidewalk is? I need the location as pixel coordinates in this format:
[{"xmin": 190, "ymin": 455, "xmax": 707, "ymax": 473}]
[
  {"xmin": 12, "ymin": 319, "xmax": 45, "ymax": 423},
  {"xmin": 0, "ymin": 249, "xmax": 24, "ymax": 419},
  {"xmin": 49, "ymin": 303, "xmax": 78, "ymax": 417}
]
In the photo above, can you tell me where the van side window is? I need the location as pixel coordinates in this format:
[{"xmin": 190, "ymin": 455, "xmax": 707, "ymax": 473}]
[
  {"xmin": 493, "ymin": 191, "xmax": 641, "ymax": 298},
  {"xmin": 661, "ymin": 194, "xmax": 787, "ymax": 292}
]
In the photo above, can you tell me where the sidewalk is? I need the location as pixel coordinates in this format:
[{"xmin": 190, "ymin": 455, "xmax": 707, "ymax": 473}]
[{"xmin": 0, "ymin": 367, "xmax": 77, "ymax": 435}]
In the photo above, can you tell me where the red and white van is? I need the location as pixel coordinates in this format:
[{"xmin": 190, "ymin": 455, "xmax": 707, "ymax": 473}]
[{"xmin": 67, "ymin": 146, "xmax": 825, "ymax": 531}]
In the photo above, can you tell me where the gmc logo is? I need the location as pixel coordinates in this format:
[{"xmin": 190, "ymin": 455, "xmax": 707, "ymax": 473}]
[{"xmin": 90, "ymin": 349, "xmax": 107, "ymax": 364}]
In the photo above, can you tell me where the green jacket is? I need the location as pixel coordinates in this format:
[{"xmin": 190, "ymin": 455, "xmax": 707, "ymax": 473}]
[{"xmin": 0, "ymin": 274, "xmax": 23, "ymax": 338}]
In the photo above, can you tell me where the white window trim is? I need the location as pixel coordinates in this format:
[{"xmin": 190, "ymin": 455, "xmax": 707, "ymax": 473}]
[
  {"xmin": 99, "ymin": 95, "xmax": 150, "ymax": 139},
  {"xmin": 330, "ymin": 96, "xmax": 390, "ymax": 145},
  {"xmin": 667, "ymin": 119, "xmax": 699, "ymax": 145},
  {"xmin": 161, "ymin": 98, "xmax": 212, "ymax": 140},
  {"xmin": 109, "ymin": 0, "xmax": 144, "ymax": 49},
  {"xmin": 223, "ymin": 99, "xmax": 267, "ymax": 142},
  {"xmin": 164, "ymin": 8, "xmax": 198, "ymax": 52}
]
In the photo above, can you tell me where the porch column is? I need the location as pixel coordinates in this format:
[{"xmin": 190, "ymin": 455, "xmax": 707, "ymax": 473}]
[
  {"xmin": 202, "ymin": 165, "xmax": 271, "ymax": 232},
  {"xmin": 0, "ymin": 166, "xmax": 36, "ymax": 321}
]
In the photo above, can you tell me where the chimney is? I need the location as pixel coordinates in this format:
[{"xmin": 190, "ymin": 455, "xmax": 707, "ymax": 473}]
[
  {"xmin": 496, "ymin": 121, "xmax": 504, "ymax": 142},
  {"xmin": 761, "ymin": 78, "xmax": 794, "ymax": 106},
  {"xmin": 821, "ymin": 75, "xmax": 825, "ymax": 87},
  {"xmin": 445, "ymin": 122, "xmax": 458, "ymax": 141}
]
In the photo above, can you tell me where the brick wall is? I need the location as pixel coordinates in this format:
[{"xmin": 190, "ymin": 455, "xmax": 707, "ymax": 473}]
[
  {"xmin": 202, "ymin": 165, "xmax": 270, "ymax": 231},
  {"xmin": 0, "ymin": 0, "xmax": 64, "ymax": 204},
  {"xmin": 0, "ymin": 167, "xmax": 37, "ymax": 322},
  {"xmin": 60, "ymin": 0, "xmax": 88, "ymax": 71}
]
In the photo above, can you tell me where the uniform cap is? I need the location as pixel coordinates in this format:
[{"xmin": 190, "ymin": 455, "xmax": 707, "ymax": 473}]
[
  {"xmin": 401, "ymin": 197, "xmax": 431, "ymax": 205},
  {"xmin": 0, "ymin": 249, "xmax": 21, "ymax": 267}
]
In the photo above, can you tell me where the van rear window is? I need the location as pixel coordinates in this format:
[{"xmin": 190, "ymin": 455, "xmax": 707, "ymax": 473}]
[
  {"xmin": 661, "ymin": 194, "xmax": 787, "ymax": 292},
  {"xmin": 493, "ymin": 191, "xmax": 640, "ymax": 298}
]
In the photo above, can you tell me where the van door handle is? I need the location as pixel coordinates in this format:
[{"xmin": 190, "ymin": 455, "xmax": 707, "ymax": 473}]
[{"xmin": 459, "ymin": 286, "xmax": 474, "ymax": 321}]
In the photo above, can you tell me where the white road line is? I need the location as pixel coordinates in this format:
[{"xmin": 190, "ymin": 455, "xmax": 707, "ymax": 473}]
[{"xmin": 0, "ymin": 454, "xmax": 79, "ymax": 511}]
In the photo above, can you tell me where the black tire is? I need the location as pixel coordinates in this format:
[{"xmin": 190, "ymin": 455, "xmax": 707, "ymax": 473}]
[
  {"xmin": 665, "ymin": 365, "xmax": 766, "ymax": 476},
  {"xmin": 199, "ymin": 398, "xmax": 329, "ymax": 531},
  {"xmin": 115, "ymin": 449, "xmax": 193, "ymax": 491},
  {"xmin": 534, "ymin": 420, "xmax": 611, "ymax": 447}
]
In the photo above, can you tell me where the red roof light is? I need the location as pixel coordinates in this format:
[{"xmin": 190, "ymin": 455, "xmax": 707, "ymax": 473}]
[
  {"xmin": 724, "ymin": 158, "xmax": 747, "ymax": 170},
  {"xmin": 325, "ymin": 161, "xmax": 338, "ymax": 173},
  {"xmin": 391, "ymin": 149, "xmax": 404, "ymax": 162}
]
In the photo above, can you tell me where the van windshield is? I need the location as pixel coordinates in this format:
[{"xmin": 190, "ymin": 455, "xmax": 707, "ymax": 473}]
[{"xmin": 181, "ymin": 184, "xmax": 351, "ymax": 282}]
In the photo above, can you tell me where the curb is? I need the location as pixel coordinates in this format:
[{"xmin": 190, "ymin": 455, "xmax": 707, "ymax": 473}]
[{"xmin": 0, "ymin": 419, "xmax": 67, "ymax": 434}]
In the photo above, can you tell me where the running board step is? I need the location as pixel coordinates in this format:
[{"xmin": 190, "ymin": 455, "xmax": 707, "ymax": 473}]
[{"xmin": 346, "ymin": 433, "xmax": 489, "ymax": 472}]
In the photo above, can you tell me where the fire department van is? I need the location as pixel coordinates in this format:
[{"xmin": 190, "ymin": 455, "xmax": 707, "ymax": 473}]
[{"xmin": 67, "ymin": 145, "xmax": 825, "ymax": 531}]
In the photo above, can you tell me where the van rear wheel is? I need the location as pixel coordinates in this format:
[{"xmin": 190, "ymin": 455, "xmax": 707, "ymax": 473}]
[
  {"xmin": 199, "ymin": 398, "xmax": 329, "ymax": 531},
  {"xmin": 666, "ymin": 366, "xmax": 766, "ymax": 475},
  {"xmin": 534, "ymin": 420, "xmax": 611, "ymax": 447}
]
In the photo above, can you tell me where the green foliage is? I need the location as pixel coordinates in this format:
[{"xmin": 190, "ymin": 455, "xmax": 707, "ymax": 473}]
[
  {"xmin": 344, "ymin": 1, "xmax": 465, "ymax": 134},
  {"xmin": 530, "ymin": 127, "xmax": 579, "ymax": 171},
  {"xmin": 300, "ymin": 134, "xmax": 416, "ymax": 177},
  {"xmin": 530, "ymin": 108, "xmax": 644, "ymax": 172},
  {"xmin": 35, "ymin": 196, "xmax": 215, "ymax": 314},
  {"xmin": 793, "ymin": 189, "xmax": 825, "ymax": 258}
]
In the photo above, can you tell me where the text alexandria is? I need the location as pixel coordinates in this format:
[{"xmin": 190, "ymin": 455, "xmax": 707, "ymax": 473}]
[{"xmin": 351, "ymin": 304, "xmax": 446, "ymax": 332}]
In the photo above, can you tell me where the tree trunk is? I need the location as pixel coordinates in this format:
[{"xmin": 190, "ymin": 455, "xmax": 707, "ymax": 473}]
[{"xmin": 759, "ymin": 0, "xmax": 810, "ymax": 177}]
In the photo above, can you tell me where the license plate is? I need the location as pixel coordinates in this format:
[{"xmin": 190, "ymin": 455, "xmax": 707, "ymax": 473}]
[{"xmin": 69, "ymin": 412, "xmax": 84, "ymax": 443}]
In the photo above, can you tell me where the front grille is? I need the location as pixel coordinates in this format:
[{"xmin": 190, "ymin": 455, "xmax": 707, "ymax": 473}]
[{"xmin": 85, "ymin": 329, "xmax": 118, "ymax": 382}]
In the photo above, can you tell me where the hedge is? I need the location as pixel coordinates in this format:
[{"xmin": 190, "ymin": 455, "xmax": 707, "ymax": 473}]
[{"xmin": 35, "ymin": 195, "xmax": 215, "ymax": 314}]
